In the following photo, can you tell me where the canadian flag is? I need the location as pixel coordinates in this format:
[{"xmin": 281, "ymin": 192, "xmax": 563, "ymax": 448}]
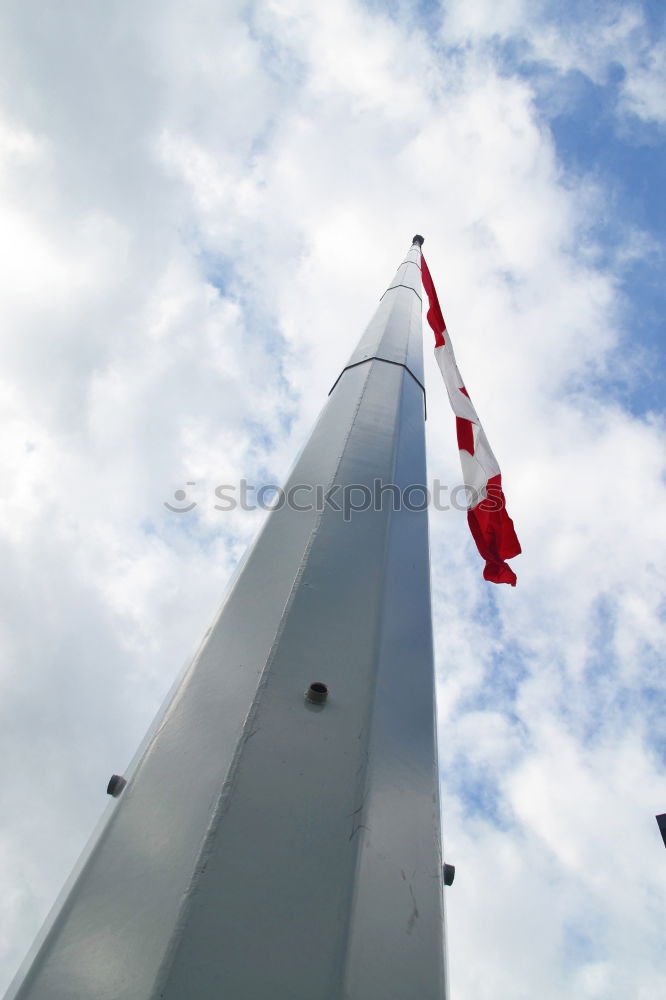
[{"xmin": 420, "ymin": 253, "xmax": 521, "ymax": 586}]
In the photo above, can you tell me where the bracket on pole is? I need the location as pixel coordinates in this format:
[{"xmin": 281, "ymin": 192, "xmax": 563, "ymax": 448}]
[{"xmin": 656, "ymin": 813, "xmax": 666, "ymax": 848}]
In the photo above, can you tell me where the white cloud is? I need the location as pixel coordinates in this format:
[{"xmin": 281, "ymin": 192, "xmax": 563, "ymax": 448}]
[
  {"xmin": 0, "ymin": 0, "xmax": 664, "ymax": 996},
  {"xmin": 621, "ymin": 39, "xmax": 666, "ymax": 124},
  {"xmin": 441, "ymin": 0, "xmax": 666, "ymax": 129}
]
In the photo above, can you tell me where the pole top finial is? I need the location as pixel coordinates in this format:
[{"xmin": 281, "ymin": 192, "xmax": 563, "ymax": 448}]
[{"xmin": 412, "ymin": 234, "xmax": 424, "ymax": 247}]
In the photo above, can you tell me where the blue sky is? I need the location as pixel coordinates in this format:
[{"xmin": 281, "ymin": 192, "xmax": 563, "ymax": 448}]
[
  {"xmin": 525, "ymin": 47, "xmax": 665, "ymax": 412},
  {"xmin": 0, "ymin": 1, "xmax": 665, "ymax": 998}
]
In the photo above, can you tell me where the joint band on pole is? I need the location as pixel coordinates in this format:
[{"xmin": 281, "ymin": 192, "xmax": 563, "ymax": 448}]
[
  {"xmin": 380, "ymin": 281, "xmax": 422, "ymax": 303},
  {"xmin": 329, "ymin": 356, "xmax": 427, "ymax": 420}
]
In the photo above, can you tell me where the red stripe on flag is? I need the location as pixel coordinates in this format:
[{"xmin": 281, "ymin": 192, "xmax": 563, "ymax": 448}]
[
  {"xmin": 467, "ymin": 475, "xmax": 522, "ymax": 586},
  {"xmin": 459, "ymin": 386, "xmax": 470, "ymax": 398},
  {"xmin": 456, "ymin": 416, "xmax": 475, "ymax": 454},
  {"xmin": 420, "ymin": 253, "xmax": 446, "ymax": 347}
]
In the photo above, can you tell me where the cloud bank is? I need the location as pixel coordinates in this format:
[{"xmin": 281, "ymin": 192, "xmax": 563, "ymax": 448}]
[{"xmin": 0, "ymin": 0, "xmax": 664, "ymax": 996}]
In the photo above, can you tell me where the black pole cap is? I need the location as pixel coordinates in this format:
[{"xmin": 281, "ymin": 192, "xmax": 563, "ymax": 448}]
[{"xmin": 412, "ymin": 234, "xmax": 424, "ymax": 246}]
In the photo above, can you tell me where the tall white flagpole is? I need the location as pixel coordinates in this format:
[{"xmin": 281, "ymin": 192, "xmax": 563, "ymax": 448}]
[{"xmin": 6, "ymin": 237, "xmax": 448, "ymax": 1000}]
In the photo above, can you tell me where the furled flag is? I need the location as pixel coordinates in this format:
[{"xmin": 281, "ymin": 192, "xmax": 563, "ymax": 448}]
[{"xmin": 420, "ymin": 252, "xmax": 521, "ymax": 585}]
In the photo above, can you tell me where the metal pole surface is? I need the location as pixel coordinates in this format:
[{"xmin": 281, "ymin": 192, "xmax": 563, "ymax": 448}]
[{"xmin": 6, "ymin": 240, "xmax": 447, "ymax": 1000}]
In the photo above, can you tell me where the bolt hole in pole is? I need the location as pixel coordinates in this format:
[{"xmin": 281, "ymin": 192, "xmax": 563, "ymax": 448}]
[{"xmin": 305, "ymin": 682, "xmax": 328, "ymax": 704}]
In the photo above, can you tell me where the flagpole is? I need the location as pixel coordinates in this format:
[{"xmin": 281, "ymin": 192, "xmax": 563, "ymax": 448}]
[{"xmin": 6, "ymin": 239, "xmax": 448, "ymax": 1000}]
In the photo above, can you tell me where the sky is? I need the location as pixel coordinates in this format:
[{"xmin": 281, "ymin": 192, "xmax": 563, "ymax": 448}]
[{"xmin": 1, "ymin": 0, "xmax": 665, "ymax": 996}]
